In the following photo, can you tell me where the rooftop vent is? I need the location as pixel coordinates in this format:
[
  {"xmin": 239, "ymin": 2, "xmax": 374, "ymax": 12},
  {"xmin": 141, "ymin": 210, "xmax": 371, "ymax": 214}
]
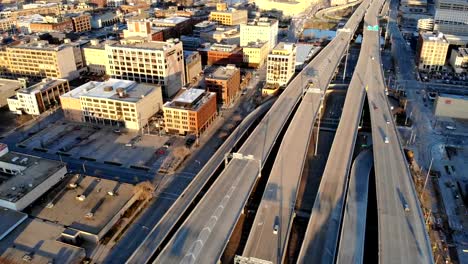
[
  {"xmin": 116, "ymin": 87, "xmax": 127, "ymax": 98},
  {"xmin": 103, "ymin": 86, "xmax": 113, "ymax": 92}
]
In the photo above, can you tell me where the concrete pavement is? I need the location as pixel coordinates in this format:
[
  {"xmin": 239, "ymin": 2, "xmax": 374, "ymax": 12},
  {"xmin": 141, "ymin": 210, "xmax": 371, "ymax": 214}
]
[{"xmin": 336, "ymin": 148, "xmax": 373, "ymax": 264}]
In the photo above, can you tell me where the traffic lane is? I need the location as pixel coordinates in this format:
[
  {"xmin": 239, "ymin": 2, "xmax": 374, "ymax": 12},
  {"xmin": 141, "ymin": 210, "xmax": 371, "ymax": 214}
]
[
  {"xmin": 242, "ymin": 92, "xmax": 321, "ymax": 263},
  {"xmin": 155, "ymin": 159, "xmax": 258, "ymax": 263},
  {"xmin": 367, "ymin": 53, "xmax": 433, "ymax": 263},
  {"xmin": 336, "ymin": 148, "xmax": 373, "ymax": 264}
]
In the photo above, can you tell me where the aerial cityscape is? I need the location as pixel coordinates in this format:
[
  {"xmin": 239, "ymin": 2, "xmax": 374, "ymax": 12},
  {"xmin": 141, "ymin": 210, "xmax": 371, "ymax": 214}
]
[{"xmin": 0, "ymin": 0, "xmax": 466, "ymax": 263}]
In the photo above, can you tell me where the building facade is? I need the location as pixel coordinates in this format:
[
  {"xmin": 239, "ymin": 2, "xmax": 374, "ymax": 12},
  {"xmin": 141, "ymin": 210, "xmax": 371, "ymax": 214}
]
[
  {"xmin": 205, "ymin": 64, "xmax": 241, "ymax": 106},
  {"xmin": 434, "ymin": 0, "xmax": 468, "ymax": 36},
  {"xmin": 1, "ymin": 41, "xmax": 79, "ymax": 80},
  {"xmin": 449, "ymin": 47, "xmax": 468, "ymax": 73},
  {"xmin": 266, "ymin": 42, "xmax": 296, "ymax": 86},
  {"xmin": 416, "ymin": 32, "xmax": 449, "ymax": 72},
  {"xmin": 184, "ymin": 51, "xmax": 202, "ymax": 83},
  {"xmin": 243, "ymin": 41, "xmax": 269, "ymax": 68},
  {"xmin": 60, "ymin": 79, "xmax": 163, "ymax": 130},
  {"xmin": 240, "ymin": 17, "xmax": 278, "ymax": 50},
  {"xmin": 105, "ymin": 40, "xmax": 185, "ymax": 98},
  {"xmin": 82, "ymin": 39, "xmax": 112, "ymax": 74},
  {"xmin": 163, "ymin": 88, "xmax": 217, "ymax": 135},
  {"xmin": 209, "ymin": 4, "xmax": 247, "ymax": 26},
  {"xmin": 207, "ymin": 43, "xmax": 244, "ymax": 66},
  {"xmin": 71, "ymin": 14, "xmax": 92, "ymax": 32},
  {"xmin": 8, "ymin": 79, "xmax": 70, "ymax": 115},
  {"xmin": 29, "ymin": 19, "xmax": 74, "ymax": 33}
]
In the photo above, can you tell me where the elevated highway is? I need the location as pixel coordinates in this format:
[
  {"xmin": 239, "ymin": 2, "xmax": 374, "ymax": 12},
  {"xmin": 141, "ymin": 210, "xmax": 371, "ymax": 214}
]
[
  {"xmin": 364, "ymin": 0, "xmax": 434, "ymax": 262},
  {"xmin": 336, "ymin": 148, "xmax": 373, "ymax": 264},
  {"xmin": 153, "ymin": 1, "xmax": 371, "ymax": 263},
  {"xmin": 240, "ymin": 1, "xmax": 372, "ymax": 263},
  {"xmin": 297, "ymin": 1, "xmax": 382, "ymax": 262}
]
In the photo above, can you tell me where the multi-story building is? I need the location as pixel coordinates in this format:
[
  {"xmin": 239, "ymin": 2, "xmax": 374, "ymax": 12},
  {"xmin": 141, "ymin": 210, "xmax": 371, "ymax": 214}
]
[
  {"xmin": 8, "ymin": 5, "xmax": 61, "ymax": 20},
  {"xmin": 105, "ymin": 39, "xmax": 186, "ymax": 98},
  {"xmin": 123, "ymin": 20, "xmax": 164, "ymax": 42},
  {"xmin": 209, "ymin": 3, "xmax": 247, "ymax": 26},
  {"xmin": 202, "ymin": 25, "xmax": 240, "ymax": 45},
  {"xmin": 0, "ymin": 18, "xmax": 15, "ymax": 32},
  {"xmin": 449, "ymin": 47, "xmax": 468, "ymax": 73},
  {"xmin": 29, "ymin": 18, "xmax": 74, "ymax": 33},
  {"xmin": 240, "ymin": 17, "xmax": 278, "ymax": 50},
  {"xmin": 60, "ymin": 79, "xmax": 163, "ymax": 130},
  {"xmin": 82, "ymin": 39, "xmax": 115, "ymax": 74},
  {"xmin": 8, "ymin": 78, "xmax": 70, "ymax": 115},
  {"xmin": 434, "ymin": 0, "xmax": 468, "ymax": 36},
  {"xmin": 1, "ymin": 41, "xmax": 79, "ymax": 80},
  {"xmin": 243, "ymin": 41, "xmax": 269, "ymax": 68},
  {"xmin": 153, "ymin": 16, "xmax": 193, "ymax": 39},
  {"xmin": 266, "ymin": 42, "xmax": 296, "ymax": 86},
  {"xmin": 416, "ymin": 32, "xmax": 449, "ymax": 72},
  {"xmin": 107, "ymin": 0, "xmax": 125, "ymax": 7},
  {"xmin": 71, "ymin": 14, "xmax": 92, "ymax": 32},
  {"xmin": 184, "ymin": 51, "xmax": 202, "ymax": 83},
  {"xmin": 207, "ymin": 43, "xmax": 244, "ymax": 66},
  {"xmin": 163, "ymin": 88, "xmax": 217, "ymax": 135},
  {"xmin": 205, "ymin": 65, "xmax": 241, "ymax": 106}
]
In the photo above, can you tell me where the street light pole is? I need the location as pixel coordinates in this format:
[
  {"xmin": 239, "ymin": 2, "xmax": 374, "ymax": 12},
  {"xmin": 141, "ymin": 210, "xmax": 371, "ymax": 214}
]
[{"xmin": 420, "ymin": 157, "xmax": 433, "ymax": 202}]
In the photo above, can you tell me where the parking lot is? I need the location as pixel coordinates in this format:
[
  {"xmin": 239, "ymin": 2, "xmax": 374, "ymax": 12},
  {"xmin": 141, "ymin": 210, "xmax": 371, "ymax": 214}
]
[{"xmin": 17, "ymin": 121, "xmax": 186, "ymax": 172}]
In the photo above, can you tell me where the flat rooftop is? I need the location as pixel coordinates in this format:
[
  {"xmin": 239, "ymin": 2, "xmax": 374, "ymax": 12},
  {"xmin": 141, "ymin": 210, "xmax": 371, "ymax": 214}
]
[
  {"xmin": 165, "ymin": 89, "xmax": 215, "ymax": 111},
  {"xmin": 0, "ymin": 78, "xmax": 22, "ymax": 93},
  {"xmin": 244, "ymin": 41, "xmax": 268, "ymax": 48},
  {"xmin": 205, "ymin": 65, "xmax": 239, "ymax": 80},
  {"xmin": 245, "ymin": 17, "xmax": 277, "ymax": 26},
  {"xmin": 0, "ymin": 207, "xmax": 27, "ymax": 241},
  {"xmin": 421, "ymin": 32, "xmax": 447, "ymax": 43},
  {"xmin": 153, "ymin": 16, "xmax": 189, "ymax": 25},
  {"xmin": 272, "ymin": 42, "xmax": 296, "ymax": 52},
  {"xmin": 19, "ymin": 78, "xmax": 67, "ymax": 95},
  {"xmin": 61, "ymin": 79, "xmax": 160, "ymax": 103},
  {"xmin": 173, "ymin": 88, "xmax": 205, "ymax": 104},
  {"xmin": 9, "ymin": 41, "xmax": 70, "ymax": 51},
  {"xmin": 0, "ymin": 152, "xmax": 65, "ymax": 203},
  {"xmin": 108, "ymin": 39, "xmax": 180, "ymax": 50},
  {"xmin": 0, "ymin": 218, "xmax": 85, "ymax": 264},
  {"xmin": 30, "ymin": 175, "xmax": 135, "ymax": 235},
  {"xmin": 457, "ymin": 47, "xmax": 468, "ymax": 57}
]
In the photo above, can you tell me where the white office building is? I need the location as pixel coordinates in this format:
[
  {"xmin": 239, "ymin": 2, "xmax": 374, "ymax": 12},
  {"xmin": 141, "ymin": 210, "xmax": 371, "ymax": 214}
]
[
  {"xmin": 240, "ymin": 17, "xmax": 278, "ymax": 50},
  {"xmin": 266, "ymin": 42, "xmax": 296, "ymax": 86}
]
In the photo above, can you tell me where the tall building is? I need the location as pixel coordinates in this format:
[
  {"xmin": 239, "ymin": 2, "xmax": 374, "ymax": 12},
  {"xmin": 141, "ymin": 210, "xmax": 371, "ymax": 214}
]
[
  {"xmin": 0, "ymin": 41, "xmax": 79, "ymax": 80},
  {"xmin": 205, "ymin": 64, "xmax": 241, "ymax": 106},
  {"xmin": 8, "ymin": 78, "xmax": 70, "ymax": 115},
  {"xmin": 243, "ymin": 41, "xmax": 269, "ymax": 68},
  {"xmin": 184, "ymin": 51, "xmax": 202, "ymax": 83},
  {"xmin": 266, "ymin": 42, "xmax": 296, "ymax": 86},
  {"xmin": 434, "ymin": 0, "xmax": 468, "ymax": 36},
  {"xmin": 209, "ymin": 3, "xmax": 247, "ymax": 26},
  {"xmin": 240, "ymin": 17, "xmax": 278, "ymax": 51},
  {"xmin": 105, "ymin": 39, "xmax": 185, "ymax": 98},
  {"xmin": 60, "ymin": 79, "xmax": 163, "ymax": 130},
  {"xmin": 163, "ymin": 88, "xmax": 217, "ymax": 135},
  {"xmin": 416, "ymin": 32, "xmax": 449, "ymax": 71}
]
